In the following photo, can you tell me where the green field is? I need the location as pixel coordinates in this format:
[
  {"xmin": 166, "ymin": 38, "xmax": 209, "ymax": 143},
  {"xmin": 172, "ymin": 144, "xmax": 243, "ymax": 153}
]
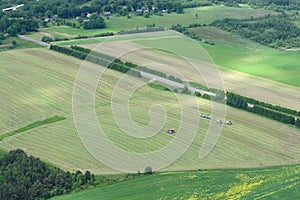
[
  {"xmin": 52, "ymin": 165, "xmax": 300, "ymax": 200},
  {"xmin": 0, "ymin": 37, "xmax": 42, "ymax": 51},
  {"xmin": 202, "ymin": 42, "xmax": 300, "ymax": 88},
  {"xmin": 52, "ymin": 30, "xmax": 177, "ymax": 46},
  {"xmin": 189, "ymin": 26, "xmax": 300, "ymax": 87},
  {"xmin": 132, "ymin": 31, "xmax": 300, "ymax": 88},
  {"xmin": 0, "ymin": 48, "xmax": 300, "ymax": 174},
  {"xmin": 36, "ymin": 5, "xmax": 274, "ymax": 39}
]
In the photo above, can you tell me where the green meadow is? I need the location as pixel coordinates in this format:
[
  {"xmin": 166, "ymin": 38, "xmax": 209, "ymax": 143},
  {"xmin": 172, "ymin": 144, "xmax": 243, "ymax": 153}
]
[
  {"xmin": 133, "ymin": 30, "xmax": 300, "ymax": 88},
  {"xmin": 52, "ymin": 165, "xmax": 300, "ymax": 200},
  {"xmin": 202, "ymin": 42, "xmax": 300, "ymax": 88},
  {"xmin": 0, "ymin": 37, "xmax": 42, "ymax": 50}
]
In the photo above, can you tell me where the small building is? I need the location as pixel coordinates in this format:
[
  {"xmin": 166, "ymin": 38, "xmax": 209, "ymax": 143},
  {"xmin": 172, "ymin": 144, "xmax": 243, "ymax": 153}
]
[
  {"xmin": 44, "ymin": 18, "xmax": 51, "ymax": 22},
  {"xmin": 86, "ymin": 13, "xmax": 92, "ymax": 18},
  {"xmin": 103, "ymin": 11, "xmax": 111, "ymax": 16}
]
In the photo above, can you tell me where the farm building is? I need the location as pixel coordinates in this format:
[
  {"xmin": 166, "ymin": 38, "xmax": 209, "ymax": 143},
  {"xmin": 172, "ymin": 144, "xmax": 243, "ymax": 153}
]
[{"xmin": 103, "ymin": 12, "xmax": 111, "ymax": 16}]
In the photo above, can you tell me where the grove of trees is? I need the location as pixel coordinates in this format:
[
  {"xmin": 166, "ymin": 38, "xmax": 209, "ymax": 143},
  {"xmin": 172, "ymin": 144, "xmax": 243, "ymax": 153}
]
[
  {"xmin": 83, "ymin": 14, "xmax": 105, "ymax": 29},
  {"xmin": 211, "ymin": 14, "xmax": 300, "ymax": 48},
  {"xmin": 226, "ymin": 92, "xmax": 299, "ymax": 126},
  {"xmin": 0, "ymin": 149, "xmax": 95, "ymax": 200}
]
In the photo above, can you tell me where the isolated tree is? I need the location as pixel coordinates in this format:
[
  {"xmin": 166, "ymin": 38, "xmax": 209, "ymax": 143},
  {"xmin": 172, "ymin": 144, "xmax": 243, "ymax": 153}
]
[
  {"xmin": 181, "ymin": 86, "xmax": 191, "ymax": 94},
  {"xmin": 144, "ymin": 166, "xmax": 153, "ymax": 174},
  {"xmin": 11, "ymin": 40, "xmax": 17, "ymax": 47},
  {"xmin": 84, "ymin": 171, "xmax": 91, "ymax": 182}
]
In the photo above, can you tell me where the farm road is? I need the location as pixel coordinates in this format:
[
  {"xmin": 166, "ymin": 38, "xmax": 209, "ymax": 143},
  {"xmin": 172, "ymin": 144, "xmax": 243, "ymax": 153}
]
[
  {"xmin": 18, "ymin": 35, "xmax": 50, "ymax": 47},
  {"xmin": 140, "ymin": 71, "xmax": 215, "ymax": 96}
]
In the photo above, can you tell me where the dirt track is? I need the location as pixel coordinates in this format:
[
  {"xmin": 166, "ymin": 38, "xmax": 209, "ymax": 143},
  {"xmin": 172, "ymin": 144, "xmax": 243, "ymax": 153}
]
[{"xmin": 18, "ymin": 35, "xmax": 50, "ymax": 47}]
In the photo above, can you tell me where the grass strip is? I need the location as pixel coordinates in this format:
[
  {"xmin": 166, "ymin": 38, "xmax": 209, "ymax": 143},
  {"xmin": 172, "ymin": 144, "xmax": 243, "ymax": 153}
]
[{"xmin": 0, "ymin": 116, "xmax": 66, "ymax": 141}]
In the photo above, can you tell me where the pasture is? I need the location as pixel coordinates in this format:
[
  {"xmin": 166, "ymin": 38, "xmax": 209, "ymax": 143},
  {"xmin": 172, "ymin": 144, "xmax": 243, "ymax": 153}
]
[
  {"xmin": 52, "ymin": 165, "xmax": 300, "ymax": 200},
  {"xmin": 135, "ymin": 33, "xmax": 300, "ymax": 88},
  {"xmin": 202, "ymin": 41, "xmax": 300, "ymax": 88},
  {"xmin": 189, "ymin": 26, "xmax": 271, "ymax": 50},
  {"xmin": 36, "ymin": 5, "xmax": 274, "ymax": 39},
  {"xmin": 189, "ymin": 26, "xmax": 300, "ymax": 87},
  {"xmin": 0, "ymin": 48, "xmax": 300, "ymax": 174}
]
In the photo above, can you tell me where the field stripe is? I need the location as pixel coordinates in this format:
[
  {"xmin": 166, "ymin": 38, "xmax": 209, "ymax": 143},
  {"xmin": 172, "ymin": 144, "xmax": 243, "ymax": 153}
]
[{"xmin": 0, "ymin": 116, "xmax": 65, "ymax": 141}]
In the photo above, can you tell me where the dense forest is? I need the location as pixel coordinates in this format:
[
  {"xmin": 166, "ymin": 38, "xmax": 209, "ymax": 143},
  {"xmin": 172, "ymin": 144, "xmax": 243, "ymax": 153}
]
[
  {"xmin": 0, "ymin": 0, "xmax": 184, "ymax": 19},
  {"xmin": 211, "ymin": 14, "xmax": 300, "ymax": 48},
  {"xmin": 0, "ymin": 149, "xmax": 95, "ymax": 200}
]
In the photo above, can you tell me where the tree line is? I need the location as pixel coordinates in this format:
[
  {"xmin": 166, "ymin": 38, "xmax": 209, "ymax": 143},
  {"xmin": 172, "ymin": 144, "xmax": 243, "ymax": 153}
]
[
  {"xmin": 50, "ymin": 44, "xmax": 141, "ymax": 77},
  {"xmin": 226, "ymin": 92, "xmax": 299, "ymax": 127},
  {"xmin": 233, "ymin": 92, "xmax": 300, "ymax": 117},
  {"xmin": 56, "ymin": 45, "xmax": 185, "ymax": 83},
  {"xmin": 210, "ymin": 0, "xmax": 300, "ymax": 10},
  {"xmin": 0, "ymin": 149, "xmax": 95, "ymax": 200},
  {"xmin": 171, "ymin": 24, "xmax": 216, "ymax": 45},
  {"xmin": 54, "ymin": 45, "xmax": 225, "ymax": 102}
]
